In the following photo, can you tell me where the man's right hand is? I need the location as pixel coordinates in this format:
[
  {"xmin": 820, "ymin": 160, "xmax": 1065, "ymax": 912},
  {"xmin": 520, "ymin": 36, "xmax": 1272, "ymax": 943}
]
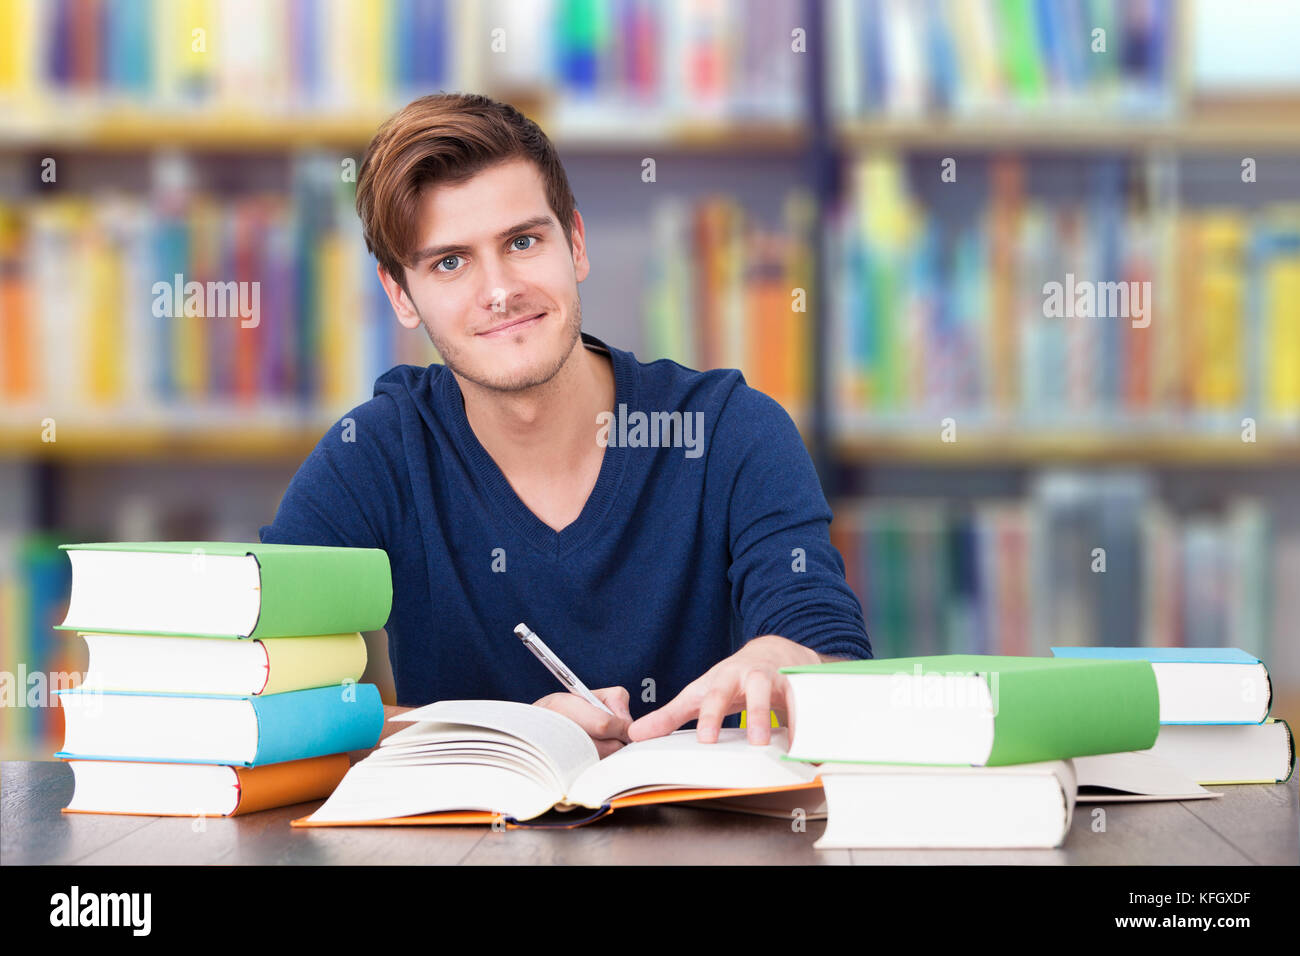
[{"xmin": 532, "ymin": 686, "xmax": 633, "ymax": 758}]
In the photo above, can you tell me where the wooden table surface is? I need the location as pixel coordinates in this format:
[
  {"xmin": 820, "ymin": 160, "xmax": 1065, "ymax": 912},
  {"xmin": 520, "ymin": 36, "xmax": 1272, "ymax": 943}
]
[{"xmin": 3, "ymin": 760, "xmax": 1296, "ymax": 865}]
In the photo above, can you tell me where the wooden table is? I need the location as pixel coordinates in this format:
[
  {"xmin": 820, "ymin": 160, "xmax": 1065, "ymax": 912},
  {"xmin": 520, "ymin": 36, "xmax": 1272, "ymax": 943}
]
[{"xmin": 3, "ymin": 760, "xmax": 1296, "ymax": 865}]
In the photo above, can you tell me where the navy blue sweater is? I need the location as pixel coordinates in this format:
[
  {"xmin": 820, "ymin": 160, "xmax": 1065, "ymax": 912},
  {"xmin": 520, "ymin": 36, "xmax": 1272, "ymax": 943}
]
[{"xmin": 259, "ymin": 333, "xmax": 871, "ymax": 724}]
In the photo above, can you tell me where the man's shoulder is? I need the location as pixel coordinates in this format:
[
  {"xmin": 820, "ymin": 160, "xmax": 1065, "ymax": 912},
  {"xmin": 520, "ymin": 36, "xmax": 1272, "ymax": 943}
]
[
  {"xmin": 629, "ymin": 354, "xmax": 799, "ymax": 464},
  {"xmin": 373, "ymin": 361, "xmax": 443, "ymax": 397},
  {"xmin": 635, "ymin": 353, "xmax": 748, "ymax": 408},
  {"xmin": 310, "ymin": 363, "xmax": 441, "ymax": 451}
]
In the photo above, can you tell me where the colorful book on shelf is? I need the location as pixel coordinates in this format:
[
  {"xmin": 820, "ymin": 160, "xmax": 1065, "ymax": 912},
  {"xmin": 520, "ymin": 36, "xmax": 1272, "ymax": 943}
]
[
  {"xmin": 63, "ymin": 752, "xmax": 351, "ymax": 817},
  {"xmin": 292, "ymin": 700, "xmax": 822, "ymax": 828},
  {"xmin": 55, "ymin": 682, "xmax": 384, "ymax": 766},
  {"xmin": 56, "ymin": 541, "xmax": 393, "ymax": 639},
  {"xmin": 1049, "ymin": 646, "xmax": 1272, "ymax": 724},
  {"xmin": 1261, "ymin": 209, "xmax": 1300, "ymax": 420},
  {"xmin": 779, "ymin": 654, "xmax": 1160, "ymax": 766}
]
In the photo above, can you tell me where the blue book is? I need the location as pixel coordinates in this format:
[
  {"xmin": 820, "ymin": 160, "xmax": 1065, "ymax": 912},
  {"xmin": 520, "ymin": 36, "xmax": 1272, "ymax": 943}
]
[
  {"xmin": 54, "ymin": 684, "xmax": 384, "ymax": 766},
  {"xmin": 1051, "ymin": 647, "xmax": 1272, "ymax": 724}
]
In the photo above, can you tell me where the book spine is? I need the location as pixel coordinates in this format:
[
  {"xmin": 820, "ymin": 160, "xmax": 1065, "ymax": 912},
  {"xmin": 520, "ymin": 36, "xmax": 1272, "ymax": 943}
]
[
  {"xmin": 232, "ymin": 753, "xmax": 351, "ymax": 814},
  {"xmin": 248, "ymin": 683, "xmax": 383, "ymax": 766},
  {"xmin": 987, "ymin": 659, "xmax": 1159, "ymax": 765},
  {"xmin": 250, "ymin": 545, "xmax": 393, "ymax": 638}
]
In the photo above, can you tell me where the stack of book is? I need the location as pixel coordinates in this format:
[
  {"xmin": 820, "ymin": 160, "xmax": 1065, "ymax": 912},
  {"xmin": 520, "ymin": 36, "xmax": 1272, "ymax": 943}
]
[
  {"xmin": 51, "ymin": 541, "xmax": 390, "ymax": 818},
  {"xmin": 1051, "ymin": 647, "xmax": 1296, "ymax": 787},
  {"xmin": 779, "ymin": 654, "xmax": 1164, "ymax": 849}
]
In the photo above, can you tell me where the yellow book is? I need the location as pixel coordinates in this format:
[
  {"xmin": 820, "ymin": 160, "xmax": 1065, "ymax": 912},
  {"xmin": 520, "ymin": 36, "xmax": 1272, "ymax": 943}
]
[
  {"xmin": 175, "ymin": 198, "xmax": 219, "ymax": 400},
  {"xmin": 0, "ymin": 0, "xmax": 21, "ymax": 93},
  {"xmin": 1195, "ymin": 215, "xmax": 1247, "ymax": 411},
  {"xmin": 178, "ymin": 0, "xmax": 215, "ymax": 98},
  {"xmin": 1263, "ymin": 211, "xmax": 1300, "ymax": 419},
  {"xmin": 77, "ymin": 632, "xmax": 368, "ymax": 697},
  {"xmin": 318, "ymin": 232, "xmax": 346, "ymax": 405},
  {"xmin": 85, "ymin": 231, "xmax": 123, "ymax": 404},
  {"xmin": 355, "ymin": 0, "xmax": 389, "ymax": 106}
]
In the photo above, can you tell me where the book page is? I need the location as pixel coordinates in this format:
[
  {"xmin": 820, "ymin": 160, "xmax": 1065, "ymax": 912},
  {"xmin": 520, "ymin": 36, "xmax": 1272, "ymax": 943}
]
[
  {"xmin": 390, "ymin": 700, "xmax": 600, "ymax": 791},
  {"xmin": 566, "ymin": 728, "xmax": 820, "ymax": 809}
]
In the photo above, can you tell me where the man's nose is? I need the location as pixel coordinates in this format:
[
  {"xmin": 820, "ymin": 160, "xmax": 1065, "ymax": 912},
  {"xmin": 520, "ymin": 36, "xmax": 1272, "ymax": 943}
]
[{"xmin": 478, "ymin": 256, "xmax": 520, "ymax": 314}]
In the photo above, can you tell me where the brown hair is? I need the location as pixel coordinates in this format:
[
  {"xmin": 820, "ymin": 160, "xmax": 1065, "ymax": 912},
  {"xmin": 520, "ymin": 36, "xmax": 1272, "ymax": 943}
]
[{"xmin": 355, "ymin": 92, "xmax": 578, "ymax": 299}]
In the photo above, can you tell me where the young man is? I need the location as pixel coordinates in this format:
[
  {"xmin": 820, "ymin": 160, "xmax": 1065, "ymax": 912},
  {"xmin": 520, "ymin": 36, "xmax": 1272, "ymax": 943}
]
[{"xmin": 259, "ymin": 92, "xmax": 871, "ymax": 757}]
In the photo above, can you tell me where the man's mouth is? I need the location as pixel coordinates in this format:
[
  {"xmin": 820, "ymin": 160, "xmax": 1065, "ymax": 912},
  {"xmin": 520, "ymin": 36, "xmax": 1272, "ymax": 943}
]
[{"xmin": 478, "ymin": 312, "xmax": 546, "ymax": 337}]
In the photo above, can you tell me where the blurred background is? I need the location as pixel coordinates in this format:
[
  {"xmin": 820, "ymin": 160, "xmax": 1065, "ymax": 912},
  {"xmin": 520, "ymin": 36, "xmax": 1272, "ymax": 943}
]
[{"xmin": 2, "ymin": 0, "xmax": 1298, "ymax": 759}]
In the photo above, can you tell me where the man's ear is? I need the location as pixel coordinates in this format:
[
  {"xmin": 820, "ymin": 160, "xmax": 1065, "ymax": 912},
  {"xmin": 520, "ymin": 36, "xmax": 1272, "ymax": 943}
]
[
  {"xmin": 570, "ymin": 208, "xmax": 589, "ymax": 284},
  {"xmin": 377, "ymin": 263, "xmax": 422, "ymax": 330}
]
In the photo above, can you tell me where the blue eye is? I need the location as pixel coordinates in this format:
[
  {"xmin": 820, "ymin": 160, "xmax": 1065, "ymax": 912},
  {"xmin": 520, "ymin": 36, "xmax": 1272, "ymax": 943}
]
[{"xmin": 433, "ymin": 236, "xmax": 538, "ymax": 274}]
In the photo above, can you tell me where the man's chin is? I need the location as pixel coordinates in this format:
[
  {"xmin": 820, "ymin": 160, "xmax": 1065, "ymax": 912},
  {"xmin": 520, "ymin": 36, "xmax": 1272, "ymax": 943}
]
[{"xmin": 455, "ymin": 348, "xmax": 567, "ymax": 394}]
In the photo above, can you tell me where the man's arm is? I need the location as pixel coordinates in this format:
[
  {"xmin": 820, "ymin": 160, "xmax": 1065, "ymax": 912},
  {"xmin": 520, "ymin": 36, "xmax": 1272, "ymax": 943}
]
[{"xmin": 627, "ymin": 382, "xmax": 871, "ymax": 745}]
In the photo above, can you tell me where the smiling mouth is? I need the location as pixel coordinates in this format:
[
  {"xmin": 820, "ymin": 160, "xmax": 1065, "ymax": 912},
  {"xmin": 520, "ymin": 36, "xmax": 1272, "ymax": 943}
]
[{"xmin": 479, "ymin": 312, "xmax": 545, "ymax": 336}]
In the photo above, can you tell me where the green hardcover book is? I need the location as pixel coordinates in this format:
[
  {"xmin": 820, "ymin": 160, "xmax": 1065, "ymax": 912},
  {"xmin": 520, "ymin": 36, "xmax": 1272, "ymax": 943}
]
[
  {"xmin": 996, "ymin": 0, "xmax": 1046, "ymax": 99},
  {"xmin": 780, "ymin": 654, "xmax": 1159, "ymax": 767},
  {"xmin": 55, "ymin": 542, "xmax": 392, "ymax": 639}
]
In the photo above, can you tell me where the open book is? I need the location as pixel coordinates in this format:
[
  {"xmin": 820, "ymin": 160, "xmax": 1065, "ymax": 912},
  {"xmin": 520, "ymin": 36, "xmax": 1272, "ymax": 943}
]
[{"xmin": 292, "ymin": 700, "xmax": 822, "ymax": 828}]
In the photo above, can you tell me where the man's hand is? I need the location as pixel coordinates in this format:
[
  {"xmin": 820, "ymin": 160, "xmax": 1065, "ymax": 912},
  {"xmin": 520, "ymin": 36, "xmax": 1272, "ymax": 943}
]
[
  {"xmin": 626, "ymin": 635, "xmax": 827, "ymax": 746},
  {"xmin": 532, "ymin": 686, "xmax": 633, "ymax": 758}
]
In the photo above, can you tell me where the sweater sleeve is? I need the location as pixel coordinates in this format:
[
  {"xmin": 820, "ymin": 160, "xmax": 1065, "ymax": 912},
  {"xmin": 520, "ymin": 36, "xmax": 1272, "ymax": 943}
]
[
  {"xmin": 707, "ymin": 380, "xmax": 872, "ymax": 661},
  {"xmin": 258, "ymin": 394, "xmax": 403, "ymax": 551}
]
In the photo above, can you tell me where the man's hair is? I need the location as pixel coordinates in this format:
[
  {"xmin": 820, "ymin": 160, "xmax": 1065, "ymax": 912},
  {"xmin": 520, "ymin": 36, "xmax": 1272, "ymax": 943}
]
[{"xmin": 355, "ymin": 92, "xmax": 578, "ymax": 300}]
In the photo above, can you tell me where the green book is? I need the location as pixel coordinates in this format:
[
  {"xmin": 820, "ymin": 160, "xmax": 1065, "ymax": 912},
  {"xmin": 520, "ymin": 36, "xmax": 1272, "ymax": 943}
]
[
  {"xmin": 780, "ymin": 654, "xmax": 1159, "ymax": 767},
  {"xmin": 55, "ymin": 541, "xmax": 392, "ymax": 639},
  {"xmin": 997, "ymin": 0, "xmax": 1046, "ymax": 99}
]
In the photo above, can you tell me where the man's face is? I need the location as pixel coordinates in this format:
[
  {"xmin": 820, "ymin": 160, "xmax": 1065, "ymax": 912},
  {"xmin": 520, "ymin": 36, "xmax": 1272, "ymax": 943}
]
[{"xmin": 378, "ymin": 157, "xmax": 589, "ymax": 393}]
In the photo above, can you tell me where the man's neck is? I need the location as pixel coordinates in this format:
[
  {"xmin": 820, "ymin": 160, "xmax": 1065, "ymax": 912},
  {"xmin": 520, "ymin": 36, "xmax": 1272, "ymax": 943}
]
[{"xmin": 458, "ymin": 338, "xmax": 615, "ymax": 480}]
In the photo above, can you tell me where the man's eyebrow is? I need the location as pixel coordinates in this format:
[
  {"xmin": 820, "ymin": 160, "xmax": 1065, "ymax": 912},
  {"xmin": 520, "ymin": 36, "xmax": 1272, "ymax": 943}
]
[{"xmin": 412, "ymin": 215, "xmax": 556, "ymax": 263}]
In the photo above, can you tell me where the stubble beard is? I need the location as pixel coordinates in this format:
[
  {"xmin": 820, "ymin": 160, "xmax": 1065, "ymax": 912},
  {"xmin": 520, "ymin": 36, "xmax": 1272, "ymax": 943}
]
[{"xmin": 420, "ymin": 293, "xmax": 583, "ymax": 395}]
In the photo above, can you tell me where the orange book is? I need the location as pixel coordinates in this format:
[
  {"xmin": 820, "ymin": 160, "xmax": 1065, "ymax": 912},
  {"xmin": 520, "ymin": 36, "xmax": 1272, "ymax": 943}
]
[
  {"xmin": 233, "ymin": 201, "xmax": 263, "ymax": 403},
  {"xmin": 988, "ymin": 158, "xmax": 1024, "ymax": 411},
  {"xmin": 1122, "ymin": 210, "xmax": 1154, "ymax": 409},
  {"xmin": 62, "ymin": 753, "xmax": 350, "ymax": 817},
  {"xmin": 746, "ymin": 231, "xmax": 796, "ymax": 408},
  {"xmin": 0, "ymin": 205, "xmax": 33, "ymax": 400}
]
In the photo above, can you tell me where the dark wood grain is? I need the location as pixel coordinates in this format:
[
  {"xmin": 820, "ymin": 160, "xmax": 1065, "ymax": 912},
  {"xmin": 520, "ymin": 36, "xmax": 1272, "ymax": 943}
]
[{"xmin": 3, "ymin": 762, "xmax": 1296, "ymax": 865}]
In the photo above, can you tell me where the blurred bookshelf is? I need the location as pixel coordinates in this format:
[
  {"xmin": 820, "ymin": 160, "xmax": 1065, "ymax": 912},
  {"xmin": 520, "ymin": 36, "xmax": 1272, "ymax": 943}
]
[{"xmin": 3, "ymin": 0, "xmax": 1300, "ymax": 758}]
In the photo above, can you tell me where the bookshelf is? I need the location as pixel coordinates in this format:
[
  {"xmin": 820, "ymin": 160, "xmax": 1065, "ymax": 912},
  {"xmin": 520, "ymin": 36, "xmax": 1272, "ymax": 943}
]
[{"xmin": 3, "ymin": 0, "xmax": 1299, "ymax": 759}]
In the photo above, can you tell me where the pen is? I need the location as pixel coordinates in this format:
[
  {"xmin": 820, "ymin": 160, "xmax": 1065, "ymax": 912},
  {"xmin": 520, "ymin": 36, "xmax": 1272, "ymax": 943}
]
[{"xmin": 514, "ymin": 622, "xmax": 616, "ymax": 716}]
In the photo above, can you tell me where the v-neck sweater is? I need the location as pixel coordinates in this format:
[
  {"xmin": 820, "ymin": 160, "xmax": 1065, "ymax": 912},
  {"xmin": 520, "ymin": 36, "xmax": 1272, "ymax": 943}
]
[{"xmin": 260, "ymin": 332, "xmax": 872, "ymax": 718}]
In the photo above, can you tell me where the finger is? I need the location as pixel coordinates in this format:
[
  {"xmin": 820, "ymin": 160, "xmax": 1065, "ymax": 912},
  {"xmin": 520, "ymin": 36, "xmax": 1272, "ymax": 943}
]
[
  {"xmin": 594, "ymin": 737, "xmax": 626, "ymax": 759},
  {"xmin": 591, "ymin": 687, "xmax": 632, "ymax": 740},
  {"xmin": 535, "ymin": 693, "xmax": 628, "ymax": 740},
  {"xmin": 594, "ymin": 686, "xmax": 633, "ymax": 723},
  {"xmin": 627, "ymin": 681, "xmax": 703, "ymax": 742},
  {"xmin": 743, "ymin": 668, "xmax": 772, "ymax": 745},
  {"xmin": 696, "ymin": 685, "xmax": 733, "ymax": 744}
]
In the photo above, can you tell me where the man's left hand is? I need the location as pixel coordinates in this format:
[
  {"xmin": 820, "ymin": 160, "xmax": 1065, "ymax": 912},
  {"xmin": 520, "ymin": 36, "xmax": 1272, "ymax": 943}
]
[{"xmin": 626, "ymin": 635, "xmax": 834, "ymax": 746}]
